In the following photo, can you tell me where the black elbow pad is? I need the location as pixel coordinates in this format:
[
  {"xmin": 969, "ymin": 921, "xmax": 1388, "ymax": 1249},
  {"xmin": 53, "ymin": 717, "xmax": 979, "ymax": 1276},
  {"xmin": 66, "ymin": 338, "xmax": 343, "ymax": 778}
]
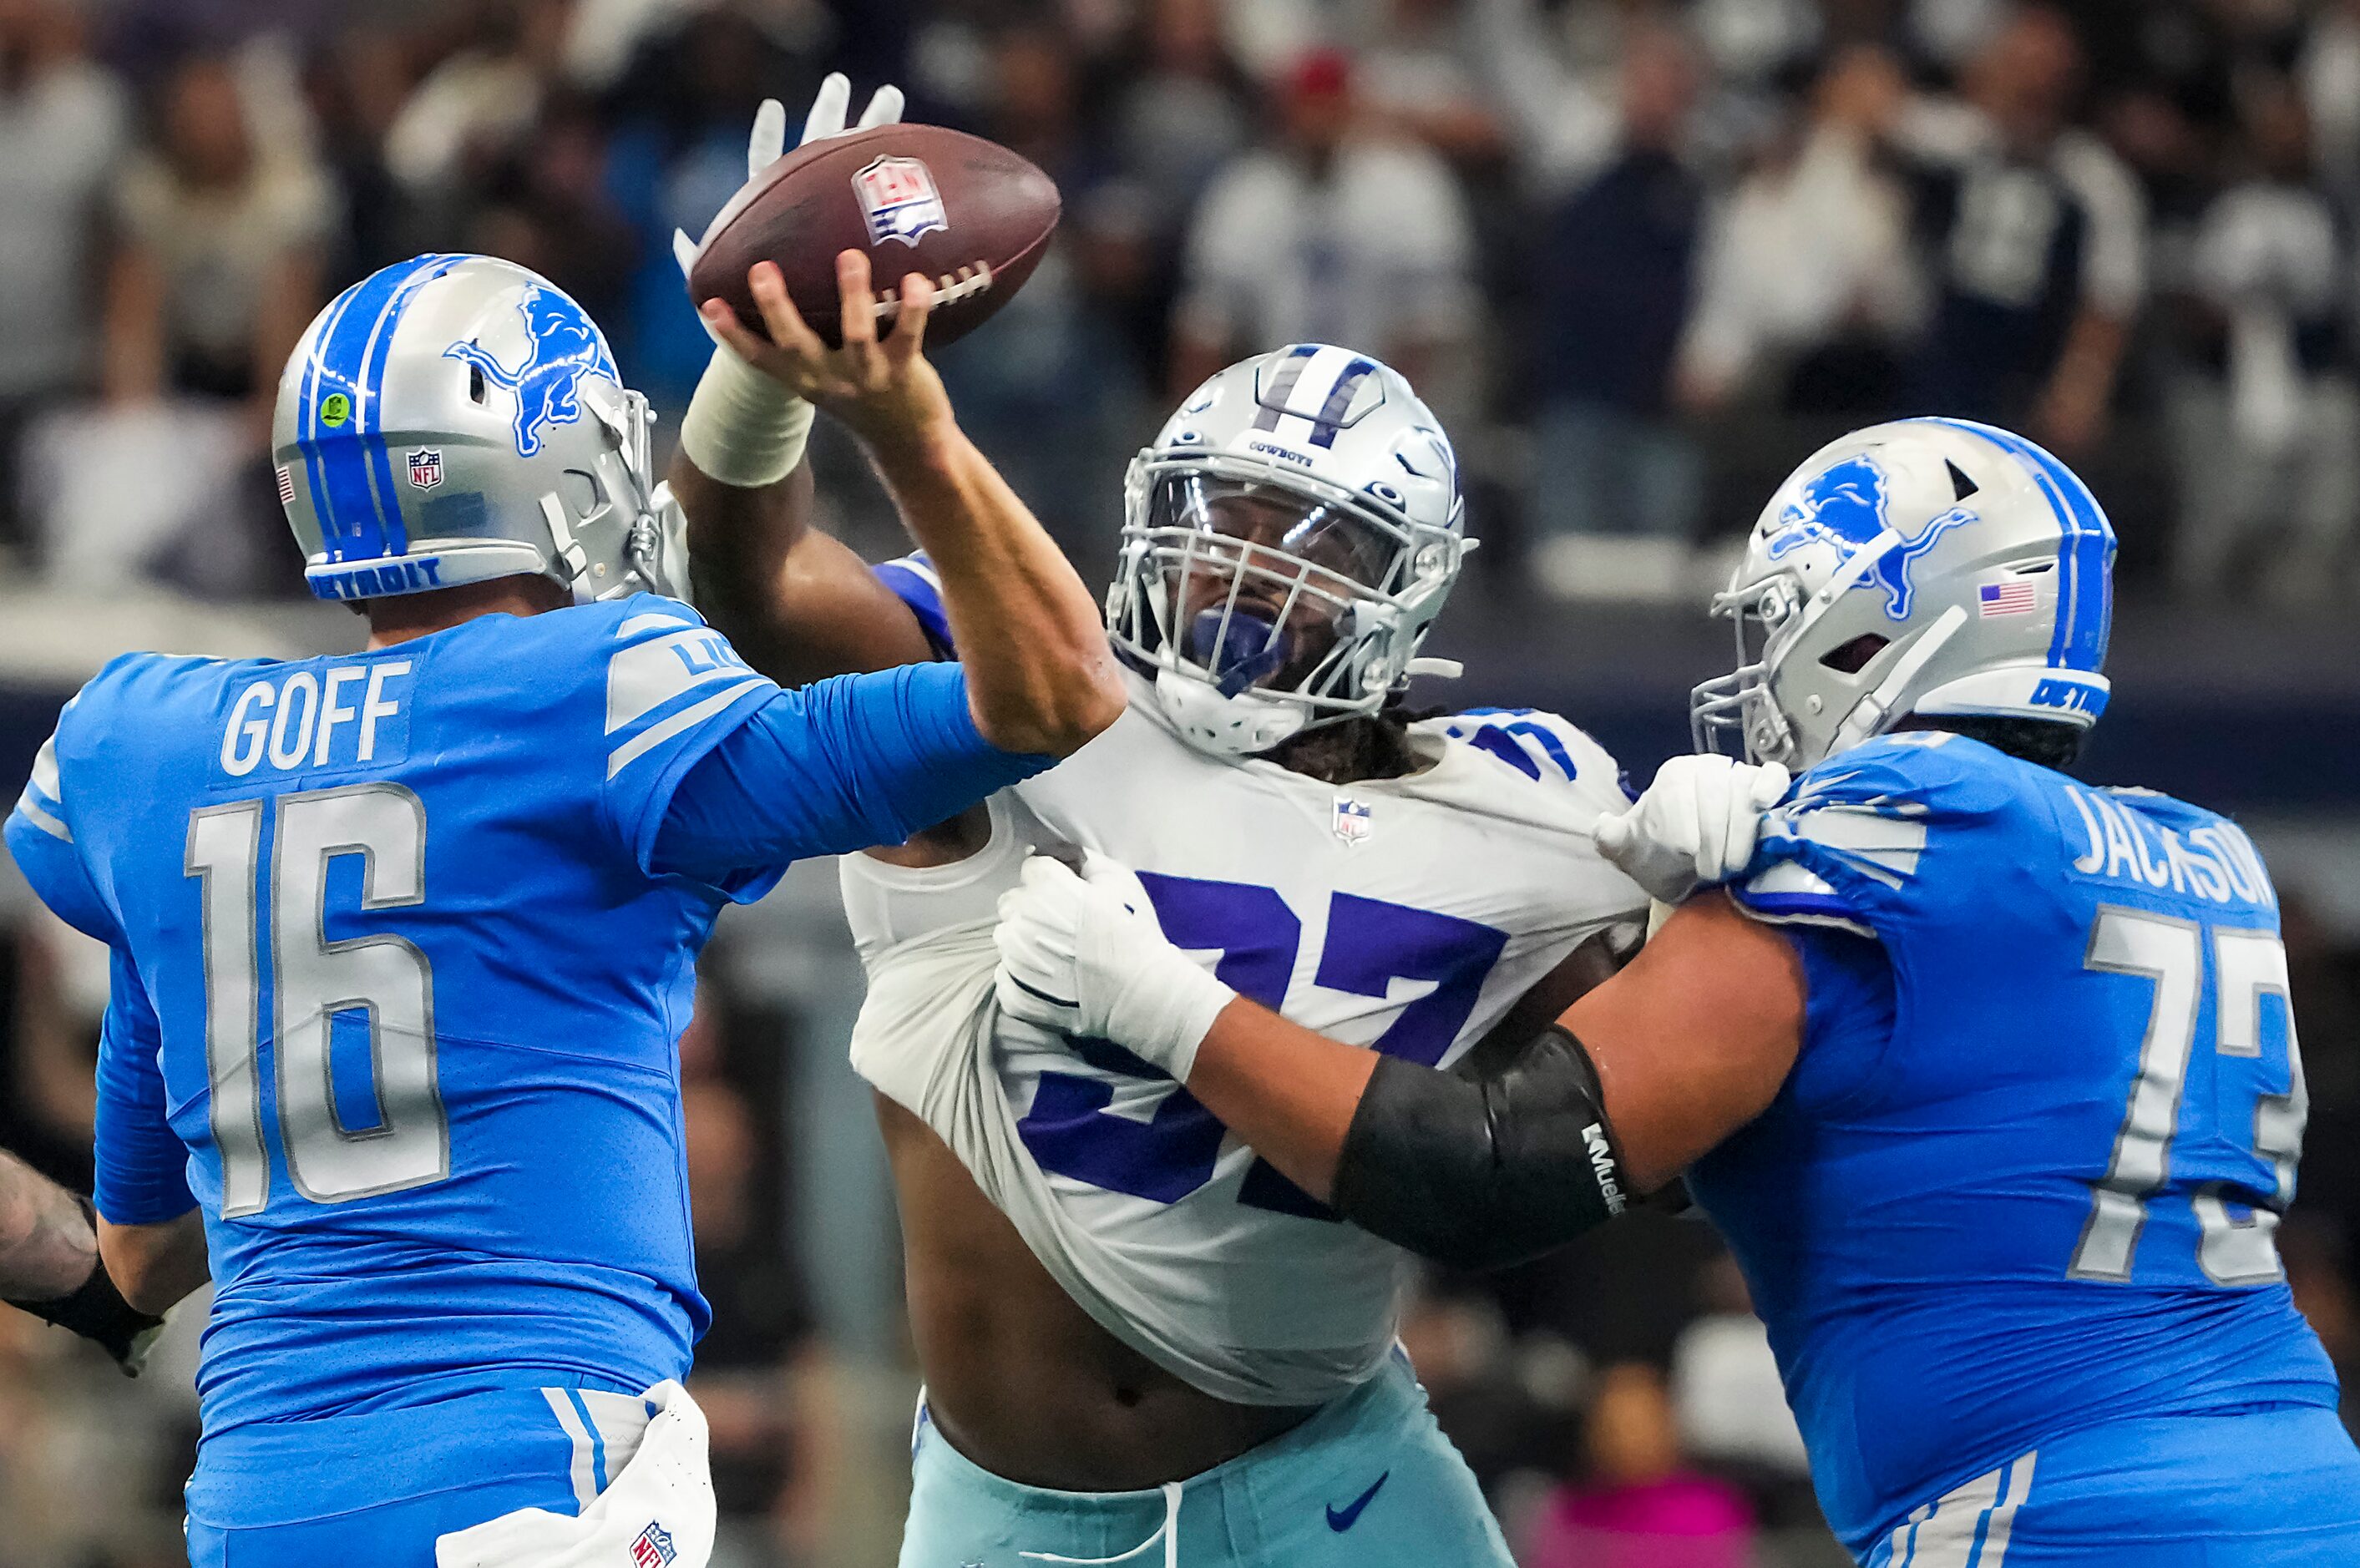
[{"xmin": 1332, "ymin": 1027, "xmax": 1629, "ymax": 1272}]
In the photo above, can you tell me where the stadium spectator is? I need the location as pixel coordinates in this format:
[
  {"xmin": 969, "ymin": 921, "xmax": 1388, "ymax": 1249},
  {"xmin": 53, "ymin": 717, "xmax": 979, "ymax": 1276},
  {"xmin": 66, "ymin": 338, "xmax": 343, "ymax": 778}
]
[
  {"xmin": 1668, "ymin": 1257, "xmax": 1807, "ymax": 1480},
  {"xmin": 1522, "ymin": 1363, "xmax": 1757, "ymax": 1568},
  {"xmin": 463, "ymin": 89, "xmax": 641, "ymax": 331},
  {"xmin": 1352, "ymin": 0, "xmax": 1510, "ymax": 169},
  {"xmin": 1523, "ymin": 21, "xmax": 1707, "ymax": 603},
  {"xmin": 1106, "ymin": 0, "xmax": 1254, "ymax": 240},
  {"xmin": 1887, "ymin": 5, "xmax": 2145, "ymax": 454},
  {"xmin": 382, "ymin": 0, "xmax": 568, "ymax": 203},
  {"xmin": 934, "ymin": 24, "xmax": 1143, "ymax": 553},
  {"xmin": 1677, "ymin": 45, "xmax": 1919, "ymax": 420},
  {"xmin": 101, "ymin": 50, "xmax": 332, "ymax": 418},
  {"xmin": 305, "ymin": 23, "xmax": 427, "ymax": 281},
  {"xmin": 1170, "ymin": 48, "xmax": 1477, "ymax": 412},
  {"xmin": 69, "ymin": 48, "xmax": 329, "ymax": 597},
  {"xmin": 600, "ymin": 5, "xmax": 821, "ymax": 413},
  {"xmin": 0, "ymin": 0, "xmax": 126, "ymax": 560},
  {"xmin": 2165, "ymin": 79, "xmax": 2359, "ymax": 607}
]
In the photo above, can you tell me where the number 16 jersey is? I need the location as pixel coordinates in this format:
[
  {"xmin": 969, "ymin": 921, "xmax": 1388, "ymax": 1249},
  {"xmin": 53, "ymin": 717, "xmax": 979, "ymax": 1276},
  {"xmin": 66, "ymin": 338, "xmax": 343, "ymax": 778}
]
[{"xmin": 3, "ymin": 594, "xmax": 1039, "ymax": 1440}]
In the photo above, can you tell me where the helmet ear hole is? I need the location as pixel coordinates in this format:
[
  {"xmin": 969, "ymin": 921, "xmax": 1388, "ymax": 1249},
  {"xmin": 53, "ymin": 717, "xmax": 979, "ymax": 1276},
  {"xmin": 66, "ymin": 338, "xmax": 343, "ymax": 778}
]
[
  {"xmin": 1821, "ymin": 633, "xmax": 1889, "ymax": 674},
  {"xmin": 468, "ymin": 362, "xmax": 487, "ymax": 404}
]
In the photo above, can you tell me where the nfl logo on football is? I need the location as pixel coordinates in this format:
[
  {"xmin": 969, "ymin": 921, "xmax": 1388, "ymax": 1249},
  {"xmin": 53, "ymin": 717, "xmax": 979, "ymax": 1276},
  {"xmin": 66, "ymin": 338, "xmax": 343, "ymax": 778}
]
[
  {"xmin": 853, "ymin": 155, "xmax": 949, "ymax": 246},
  {"xmin": 408, "ymin": 447, "xmax": 443, "ymax": 491},
  {"xmin": 629, "ymin": 1520, "xmax": 676, "ymax": 1568},
  {"xmin": 1332, "ymin": 797, "xmax": 1373, "ymax": 847}
]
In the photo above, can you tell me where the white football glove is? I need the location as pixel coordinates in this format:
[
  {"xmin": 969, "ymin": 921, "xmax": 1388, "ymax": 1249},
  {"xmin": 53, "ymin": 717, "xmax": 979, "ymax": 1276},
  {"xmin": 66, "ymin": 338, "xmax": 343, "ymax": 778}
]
[
  {"xmin": 992, "ymin": 853, "xmax": 1236, "ymax": 1082},
  {"xmin": 1593, "ymin": 754, "xmax": 1791, "ymax": 905},
  {"xmin": 672, "ymin": 73, "xmax": 904, "ymax": 488}
]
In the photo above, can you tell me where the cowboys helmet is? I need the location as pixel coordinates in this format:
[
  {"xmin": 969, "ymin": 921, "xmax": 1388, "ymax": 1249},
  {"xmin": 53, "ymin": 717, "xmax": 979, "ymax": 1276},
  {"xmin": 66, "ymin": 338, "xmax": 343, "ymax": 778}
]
[
  {"xmin": 1692, "ymin": 417, "xmax": 2115, "ymax": 770},
  {"xmin": 1107, "ymin": 344, "xmax": 1470, "ymax": 757},
  {"xmin": 272, "ymin": 254, "xmax": 683, "ymax": 604}
]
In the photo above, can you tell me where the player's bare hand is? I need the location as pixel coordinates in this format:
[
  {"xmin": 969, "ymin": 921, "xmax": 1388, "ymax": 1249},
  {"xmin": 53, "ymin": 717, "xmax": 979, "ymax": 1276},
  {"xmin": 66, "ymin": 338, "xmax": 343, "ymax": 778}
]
[{"xmin": 698, "ymin": 251, "xmax": 952, "ymax": 458}]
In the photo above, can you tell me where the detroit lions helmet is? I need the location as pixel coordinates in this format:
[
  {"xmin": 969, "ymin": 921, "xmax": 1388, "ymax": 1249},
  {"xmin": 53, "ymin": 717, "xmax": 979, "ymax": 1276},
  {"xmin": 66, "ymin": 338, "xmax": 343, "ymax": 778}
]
[
  {"xmin": 272, "ymin": 254, "xmax": 684, "ymax": 604},
  {"xmin": 1107, "ymin": 344, "xmax": 1469, "ymax": 757},
  {"xmin": 1692, "ymin": 417, "xmax": 2115, "ymax": 769}
]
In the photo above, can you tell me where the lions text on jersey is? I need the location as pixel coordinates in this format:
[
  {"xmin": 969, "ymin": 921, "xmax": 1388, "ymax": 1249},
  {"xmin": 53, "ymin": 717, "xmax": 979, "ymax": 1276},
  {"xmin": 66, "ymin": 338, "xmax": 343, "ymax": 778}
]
[
  {"xmin": 3, "ymin": 594, "xmax": 1048, "ymax": 1546},
  {"xmin": 1689, "ymin": 731, "xmax": 2353, "ymax": 1563}
]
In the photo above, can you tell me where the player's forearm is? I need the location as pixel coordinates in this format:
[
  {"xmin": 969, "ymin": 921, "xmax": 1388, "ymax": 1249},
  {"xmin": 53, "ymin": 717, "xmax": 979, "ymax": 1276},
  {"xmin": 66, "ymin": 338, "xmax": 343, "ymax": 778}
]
[
  {"xmin": 866, "ymin": 422, "xmax": 1124, "ymax": 757},
  {"xmin": 0, "ymin": 1150, "xmax": 97, "ymax": 1300},
  {"xmin": 1187, "ymin": 1005, "xmax": 1630, "ymax": 1272},
  {"xmin": 1183, "ymin": 999, "xmax": 1378, "ymax": 1205},
  {"xmin": 97, "ymin": 1211, "xmax": 208, "ymax": 1318}
]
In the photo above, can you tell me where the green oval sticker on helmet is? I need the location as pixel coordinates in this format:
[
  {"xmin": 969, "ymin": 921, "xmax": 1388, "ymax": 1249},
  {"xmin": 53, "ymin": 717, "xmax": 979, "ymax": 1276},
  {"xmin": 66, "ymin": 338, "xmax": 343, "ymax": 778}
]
[{"xmin": 319, "ymin": 392, "xmax": 351, "ymax": 428}]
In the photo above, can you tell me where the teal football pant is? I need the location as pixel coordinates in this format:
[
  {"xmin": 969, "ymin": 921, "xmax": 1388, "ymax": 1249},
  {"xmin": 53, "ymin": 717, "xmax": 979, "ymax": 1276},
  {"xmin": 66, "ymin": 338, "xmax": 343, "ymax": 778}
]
[{"xmin": 898, "ymin": 1354, "xmax": 1513, "ymax": 1568}]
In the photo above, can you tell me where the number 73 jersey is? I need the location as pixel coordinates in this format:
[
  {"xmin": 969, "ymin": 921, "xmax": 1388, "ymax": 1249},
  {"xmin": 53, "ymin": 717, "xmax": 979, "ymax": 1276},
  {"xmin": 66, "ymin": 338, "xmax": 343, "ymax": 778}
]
[
  {"xmin": 1686, "ymin": 731, "xmax": 2339, "ymax": 1555},
  {"xmin": 842, "ymin": 676, "xmax": 1648, "ymax": 1408}
]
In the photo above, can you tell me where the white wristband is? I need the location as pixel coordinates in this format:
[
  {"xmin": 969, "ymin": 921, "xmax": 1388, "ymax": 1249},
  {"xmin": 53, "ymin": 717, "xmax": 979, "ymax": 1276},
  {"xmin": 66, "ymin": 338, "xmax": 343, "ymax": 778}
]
[
  {"xmin": 1109, "ymin": 957, "xmax": 1236, "ymax": 1085},
  {"xmin": 676, "ymin": 346, "xmax": 813, "ymax": 489}
]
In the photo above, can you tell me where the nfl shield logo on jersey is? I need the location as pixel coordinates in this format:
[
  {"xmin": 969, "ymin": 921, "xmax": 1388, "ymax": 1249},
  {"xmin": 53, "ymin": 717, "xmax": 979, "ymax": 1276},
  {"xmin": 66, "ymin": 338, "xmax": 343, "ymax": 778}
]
[
  {"xmin": 853, "ymin": 155, "xmax": 949, "ymax": 246},
  {"xmin": 629, "ymin": 1521, "xmax": 676, "ymax": 1567},
  {"xmin": 407, "ymin": 447, "xmax": 443, "ymax": 490},
  {"xmin": 1332, "ymin": 797, "xmax": 1374, "ymax": 847}
]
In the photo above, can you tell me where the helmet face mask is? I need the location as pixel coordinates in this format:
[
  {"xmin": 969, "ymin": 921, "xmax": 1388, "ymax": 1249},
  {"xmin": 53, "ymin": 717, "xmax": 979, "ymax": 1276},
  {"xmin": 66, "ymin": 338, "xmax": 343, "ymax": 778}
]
[
  {"xmin": 1110, "ymin": 345, "xmax": 1467, "ymax": 759},
  {"xmin": 273, "ymin": 254, "xmax": 683, "ymax": 607},
  {"xmin": 1691, "ymin": 418, "xmax": 2116, "ymax": 770}
]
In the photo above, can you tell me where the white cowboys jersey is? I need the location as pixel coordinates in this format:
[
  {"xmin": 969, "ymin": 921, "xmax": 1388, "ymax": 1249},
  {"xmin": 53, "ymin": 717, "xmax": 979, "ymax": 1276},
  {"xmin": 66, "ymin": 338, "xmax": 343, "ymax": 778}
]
[{"xmin": 841, "ymin": 675, "xmax": 1647, "ymax": 1406}]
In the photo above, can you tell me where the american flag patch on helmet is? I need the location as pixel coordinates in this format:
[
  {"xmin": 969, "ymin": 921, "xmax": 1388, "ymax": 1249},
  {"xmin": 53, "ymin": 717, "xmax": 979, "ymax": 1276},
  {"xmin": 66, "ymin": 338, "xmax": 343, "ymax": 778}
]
[{"xmin": 1978, "ymin": 581, "xmax": 2037, "ymax": 617}]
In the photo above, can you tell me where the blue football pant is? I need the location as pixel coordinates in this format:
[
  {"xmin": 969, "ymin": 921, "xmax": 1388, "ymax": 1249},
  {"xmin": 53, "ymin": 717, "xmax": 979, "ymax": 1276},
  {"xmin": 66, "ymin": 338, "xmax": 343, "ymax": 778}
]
[
  {"xmin": 898, "ymin": 1355, "xmax": 1513, "ymax": 1568},
  {"xmin": 185, "ymin": 1387, "xmax": 651, "ymax": 1566},
  {"xmin": 1865, "ymin": 1404, "xmax": 2360, "ymax": 1567}
]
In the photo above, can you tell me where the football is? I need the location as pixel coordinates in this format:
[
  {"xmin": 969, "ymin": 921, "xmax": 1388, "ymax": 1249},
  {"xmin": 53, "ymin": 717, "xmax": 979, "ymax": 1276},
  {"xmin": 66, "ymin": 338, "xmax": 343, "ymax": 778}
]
[{"xmin": 686, "ymin": 123, "xmax": 1061, "ymax": 351}]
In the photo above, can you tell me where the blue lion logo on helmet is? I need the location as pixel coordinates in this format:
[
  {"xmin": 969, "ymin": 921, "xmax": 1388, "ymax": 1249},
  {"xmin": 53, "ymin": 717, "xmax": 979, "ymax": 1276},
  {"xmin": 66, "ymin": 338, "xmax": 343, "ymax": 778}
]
[
  {"xmin": 443, "ymin": 286, "xmax": 618, "ymax": 458},
  {"xmin": 1764, "ymin": 453, "xmax": 1975, "ymax": 621}
]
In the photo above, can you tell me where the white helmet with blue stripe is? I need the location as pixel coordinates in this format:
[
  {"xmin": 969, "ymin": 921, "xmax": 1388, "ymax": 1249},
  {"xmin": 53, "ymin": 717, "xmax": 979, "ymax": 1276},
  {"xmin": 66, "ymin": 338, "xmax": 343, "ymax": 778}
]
[
  {"xmin": 1107, "ymin": 343, "xmax": 1469, "ymax": 757},
  {"xmin": 1692, "ymin": 417, "xmax": 2115, "ymax": 769},
  {"xmin": 271, "ymin": 254, "xmax": 684, "ymax": 604}
]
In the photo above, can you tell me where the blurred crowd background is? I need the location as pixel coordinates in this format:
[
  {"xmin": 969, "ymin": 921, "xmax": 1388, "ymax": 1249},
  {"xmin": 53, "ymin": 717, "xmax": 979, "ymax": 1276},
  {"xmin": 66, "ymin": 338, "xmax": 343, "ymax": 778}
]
[{"xmin": 3, "ymin": 0, "xmax": 2360, "ymax": 1564}]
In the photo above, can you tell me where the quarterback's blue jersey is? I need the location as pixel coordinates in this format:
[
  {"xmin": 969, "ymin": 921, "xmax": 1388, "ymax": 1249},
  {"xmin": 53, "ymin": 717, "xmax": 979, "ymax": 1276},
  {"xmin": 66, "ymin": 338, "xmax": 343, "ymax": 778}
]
[
  {"xmin": 3, "ymin": 594, "xmax": 1043, "ymax": 1440},
  {"xmin": 1686, "ymin": 732, "xmax": 2338, "ymax": 1555}
]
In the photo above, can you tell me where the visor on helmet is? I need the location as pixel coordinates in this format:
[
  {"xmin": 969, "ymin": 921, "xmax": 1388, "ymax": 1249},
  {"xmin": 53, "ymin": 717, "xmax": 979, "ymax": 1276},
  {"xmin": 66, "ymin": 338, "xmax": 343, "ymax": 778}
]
[{"xmin": 1127, "ymin": 474, "xmax": 1410, "ymax": 701}]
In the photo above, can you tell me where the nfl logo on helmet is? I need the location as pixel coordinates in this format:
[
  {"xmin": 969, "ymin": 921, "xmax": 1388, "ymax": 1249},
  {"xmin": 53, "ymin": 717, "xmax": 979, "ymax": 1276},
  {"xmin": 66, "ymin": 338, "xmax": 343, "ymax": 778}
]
[
  {"xmin": 407, "ymin": 448, "xmax": 443, "ymax": 490},
  {"xmin": 853, "ymin": 155, "xmax": 949, "ymax": 246},
  {"xmin": 629, "ymin": 1521, "xmax": 676, "ymax": 1568}
]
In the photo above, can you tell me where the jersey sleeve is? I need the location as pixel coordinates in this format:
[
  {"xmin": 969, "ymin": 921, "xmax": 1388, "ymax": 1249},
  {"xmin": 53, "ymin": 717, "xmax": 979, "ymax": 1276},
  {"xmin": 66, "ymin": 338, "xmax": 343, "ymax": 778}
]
[
  {"xmin": 1776, "ymin": 921, "xmax": 1902, "ymax": 1116},
  {"xmin": 93, "ymin": 943, "xmax": 196, "ymax": 1226},
  {"xmin": 595, "ymin": 598, "xmax": 788, "ymax": 877},
  {"xmin": 647, "ymin": 663, "xmax": 1056, "ymax": 900},
  {"xmin": 5, "ymin": 676, "xmax": 129, "ymax": 943},
  {"xmin": 872, "ymin": 552, "xmax": 954, "ymax": 658},
  {"xmin": 1435, "ymin": 707, "xmax": 1638, "ymax": 813},
  {"xmin": 1730, "ymin": 732, "xmax": 2013, "ymax": 940}
]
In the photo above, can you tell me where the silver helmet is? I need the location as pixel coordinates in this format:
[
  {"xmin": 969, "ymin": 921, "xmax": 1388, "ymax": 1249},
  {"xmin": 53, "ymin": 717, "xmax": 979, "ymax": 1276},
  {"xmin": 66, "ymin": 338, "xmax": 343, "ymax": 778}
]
[
  {"xmin": 1692, "ymin": 417, "xmax": 2115, "ymax": 769},
  {"xmin": 272, "ymin": 254, "xmax": 684, "ymax": 604},
  {"xmin": 1107, "ymin": 344, "xmax": 1470, "ymax": 757}
]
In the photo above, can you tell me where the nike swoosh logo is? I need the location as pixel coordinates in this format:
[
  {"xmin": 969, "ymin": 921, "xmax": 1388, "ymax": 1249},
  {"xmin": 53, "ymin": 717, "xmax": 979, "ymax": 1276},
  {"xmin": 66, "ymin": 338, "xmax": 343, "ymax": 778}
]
[{"xmin": 1326, "ymin": 1471, "xmax": 1389, "ymax": 1532}]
